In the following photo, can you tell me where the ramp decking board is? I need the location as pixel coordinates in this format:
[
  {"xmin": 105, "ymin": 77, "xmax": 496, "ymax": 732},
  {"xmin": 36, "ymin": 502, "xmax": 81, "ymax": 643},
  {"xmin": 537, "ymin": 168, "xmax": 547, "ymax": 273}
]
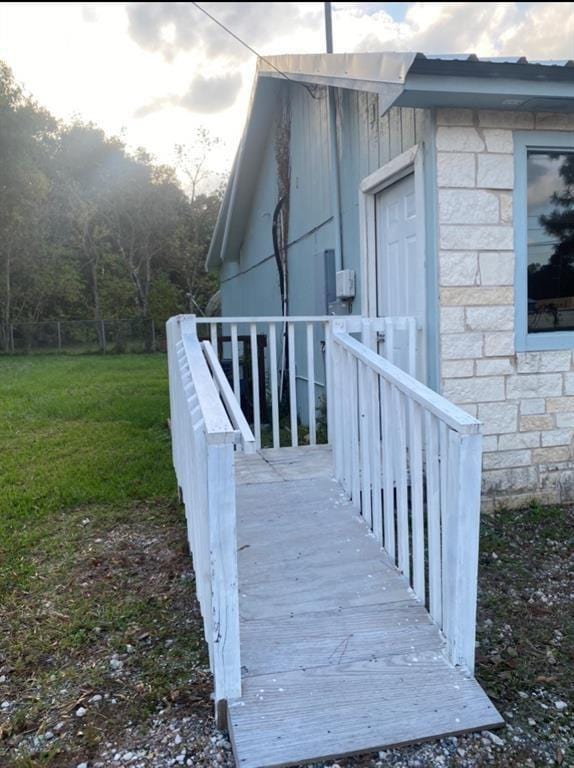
[
  {"xmin": 229, "ymin": 652, "xmax": 502, "ymax": 768},
  {"xmin": 239, "ymin": 602, "xmax": 442, "ymax": 677},
  {"xmin": 230, "ymin": 447, "xmax": 503, "ymax": 768}
]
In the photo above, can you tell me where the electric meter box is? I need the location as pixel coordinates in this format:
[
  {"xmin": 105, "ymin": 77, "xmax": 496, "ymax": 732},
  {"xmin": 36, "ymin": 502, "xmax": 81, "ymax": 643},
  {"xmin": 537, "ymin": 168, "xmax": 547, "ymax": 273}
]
[{"xmin": 335, "ymin": 269, "xmax": 355, "ymax": 300}]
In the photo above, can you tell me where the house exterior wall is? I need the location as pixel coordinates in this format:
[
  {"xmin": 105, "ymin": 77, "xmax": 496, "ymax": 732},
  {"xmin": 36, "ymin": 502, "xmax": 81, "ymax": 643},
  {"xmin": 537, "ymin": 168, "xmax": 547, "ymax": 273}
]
[
  {"xmin": 219, "ymin": 85, "xmax": 428, "ymax": 423},
  {"xmin": 219, "ymin": 83, "xmax": 333, "ymax": 319},
  {"xmin": 435, "ymin": 108, "xmax": 574, "ymax": 509},
  {"xmin": 220, "ymin": 83, "xmax": 426, "ymax": 319},
  {"xmin": 337, "ymin": 92, "xmax": 426, "ymax": 313},
  {"xmin": 219, "ymin": 117, "xmax": 284, "ymax": 317}
]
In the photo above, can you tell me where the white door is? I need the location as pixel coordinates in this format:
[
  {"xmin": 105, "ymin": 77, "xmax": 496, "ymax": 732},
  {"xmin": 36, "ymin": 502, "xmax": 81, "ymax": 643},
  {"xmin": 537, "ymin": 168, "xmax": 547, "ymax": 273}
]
[{"xmin": 375, "ymin": 172, "xmax": 425, "ymax": 379}]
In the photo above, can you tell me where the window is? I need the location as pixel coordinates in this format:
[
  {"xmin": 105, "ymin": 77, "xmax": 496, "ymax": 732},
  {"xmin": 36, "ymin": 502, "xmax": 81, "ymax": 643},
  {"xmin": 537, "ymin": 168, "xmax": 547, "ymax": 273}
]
[{"xmin": 515, "ymin": 133, "xmax": 574, "ymax": 351}]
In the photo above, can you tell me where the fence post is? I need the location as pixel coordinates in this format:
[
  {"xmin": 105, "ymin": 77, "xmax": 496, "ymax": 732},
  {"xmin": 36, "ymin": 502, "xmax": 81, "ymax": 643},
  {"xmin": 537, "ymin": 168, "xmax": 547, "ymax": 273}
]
[
  {"xmin": 444, "ymin": 430, "xmax": 482, "ymax": 671},
  {"xmin": 151, "ymin": 318, "xmax": 156, "ymax": 352},
  {"xmin": 100, "ymin": 320, "xmax": 106, "ymax": 354},
  {"xmin": 57, "ymin": 321, "xmax": 62, "ymax": 352},
  {"xmin": 10, "ymin": 325, "xmax": 14, "ymax": 353}
]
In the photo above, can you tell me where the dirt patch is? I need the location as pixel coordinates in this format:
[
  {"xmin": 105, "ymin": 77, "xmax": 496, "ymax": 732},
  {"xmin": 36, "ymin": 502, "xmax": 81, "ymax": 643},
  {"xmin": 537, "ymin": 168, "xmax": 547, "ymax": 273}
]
[{"xmin": 0, "ymin": 502, "xmax": 220, "ymax": 767}]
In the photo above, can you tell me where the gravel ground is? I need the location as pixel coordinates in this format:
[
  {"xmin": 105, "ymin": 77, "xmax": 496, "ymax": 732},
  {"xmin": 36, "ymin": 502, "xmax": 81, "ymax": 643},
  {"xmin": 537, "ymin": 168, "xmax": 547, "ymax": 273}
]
[{"xmin": 1, "ymin": 502, "xmax": 572, "ymax": 768}]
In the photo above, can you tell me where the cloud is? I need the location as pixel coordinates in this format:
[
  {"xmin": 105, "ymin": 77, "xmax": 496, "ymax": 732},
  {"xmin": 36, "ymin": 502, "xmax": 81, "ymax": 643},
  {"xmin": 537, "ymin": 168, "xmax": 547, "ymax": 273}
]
[
  {"xmin": 133, "ymin": 96, "xmax": 172, "ymax": 119},
  {"xmin": 134, "ymin": 71, "xmax": 243, "ymax": 117},
  {"xmin": 349, "ymin": 2, "xmax": 574, "ymax": 59},
  {"xmin": 127, "ymin": 2, "xmax": 574, "ymax": 142},
  {"xmin": 126, "ymin": 2, "xmax": 320, "ymax": 63},
  {"xmin": 181, "ymin": 72, "xmax": 242, "ymax": 113},
  {"xmin": 498, "ymin": 2, "xmax": 574, "ymax": 60}
]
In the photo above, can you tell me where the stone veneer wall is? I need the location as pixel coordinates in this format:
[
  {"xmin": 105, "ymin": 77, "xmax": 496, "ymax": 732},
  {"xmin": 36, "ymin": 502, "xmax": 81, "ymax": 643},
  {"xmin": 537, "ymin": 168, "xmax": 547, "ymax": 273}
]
[{"xmin": 435, "ymin": 108, "xmax": 574, "ymax": 510}]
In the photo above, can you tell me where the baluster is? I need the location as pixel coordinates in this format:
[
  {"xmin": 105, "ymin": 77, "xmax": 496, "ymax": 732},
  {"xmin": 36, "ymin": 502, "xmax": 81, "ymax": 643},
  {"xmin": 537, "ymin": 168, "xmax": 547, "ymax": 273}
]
[
  {"xmin": 369, "ymin": 366, "xmax": 383, "ymax": 546},
  {"xmin": 425, "ymin": 412, "xmax": 442, "ymax": 623},
  {"xmin": 350, "ymin": 355, "xmax": 360, "ymax": 508},
  {"xmin": 306, "ymin": 322, "xmax": 316, "ymax": 446},
  {"xmin": 269, "ymin": 323, "xmax": 280, "ymax": 449},
  {"xmin": 381, "ymin": 378, "xmax": 395, "ymax": 560},
  {"xmin": 231, "ymin": 323, "xmax": 240, "ymax": 400},
  {"xmin": 409, "ymin": 400, "xmax": 424, "ymax": 600},
  {"xmin": 250, "ymin": 323, "xmax": 261, "ymax": 449},
  {"xmin": 358, "ymin": 359, "xmax": 372, "ymax": 527},
  {"xmin": 288, "ymin": 322, "xmax": 298, "ymax": 447},
  {"xmin": 393, "ymin": 387, "xmax": 409, "ymax": 581},
  {"xmin": 341, "ymin": 349, "xmax": 351, "ymax": 495},
  {"xmin": 210, "ymin": 323, "xmax": 218, "ymax": 355}
]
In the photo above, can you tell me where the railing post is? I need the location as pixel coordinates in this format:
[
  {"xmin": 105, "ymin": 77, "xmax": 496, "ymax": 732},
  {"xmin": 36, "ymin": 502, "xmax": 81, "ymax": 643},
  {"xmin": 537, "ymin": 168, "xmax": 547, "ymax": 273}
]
[
  {"xmin": 330, "ymin": 319, "xmax": 346, "ymax": 483},
  {"xmin": 207, "ymin": 438, "xmax": 241, "ymax": 727},
  {"xmin": 443, "ymin": 430, "xmax": 482, "ymax": 671},
  {"xmin": 324, "ymin": 321, "xmax": 334, "ymax": 447}
]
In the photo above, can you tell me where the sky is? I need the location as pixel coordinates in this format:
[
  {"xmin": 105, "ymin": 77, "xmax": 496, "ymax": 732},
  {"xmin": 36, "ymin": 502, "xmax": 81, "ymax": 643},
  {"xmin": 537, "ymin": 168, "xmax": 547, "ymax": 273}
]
[{"xmin": 1, "ymin": 2, "xmax": 573, "ymax": 190}]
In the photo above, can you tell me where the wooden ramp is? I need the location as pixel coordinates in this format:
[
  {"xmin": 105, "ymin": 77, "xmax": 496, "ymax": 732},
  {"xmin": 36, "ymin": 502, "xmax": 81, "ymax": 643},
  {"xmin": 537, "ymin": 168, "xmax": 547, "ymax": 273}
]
[{"xmin": 229, "ymin": 446, "xmax": 502, "ymax": 768}]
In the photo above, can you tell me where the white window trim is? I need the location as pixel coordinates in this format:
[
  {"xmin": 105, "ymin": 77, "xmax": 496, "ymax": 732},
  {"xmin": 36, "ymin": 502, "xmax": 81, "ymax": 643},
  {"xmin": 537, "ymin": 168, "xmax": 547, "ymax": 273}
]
[{"xmin": 358, "ymin": 144, "xmax": 426, "ymax": 317}]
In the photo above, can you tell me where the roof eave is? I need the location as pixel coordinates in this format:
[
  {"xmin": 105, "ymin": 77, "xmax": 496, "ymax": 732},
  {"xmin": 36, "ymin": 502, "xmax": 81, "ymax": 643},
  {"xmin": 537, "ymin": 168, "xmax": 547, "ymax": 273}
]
[{"xmin": 397, "ymin": 72, "xmax": 574, "ymax": 111}]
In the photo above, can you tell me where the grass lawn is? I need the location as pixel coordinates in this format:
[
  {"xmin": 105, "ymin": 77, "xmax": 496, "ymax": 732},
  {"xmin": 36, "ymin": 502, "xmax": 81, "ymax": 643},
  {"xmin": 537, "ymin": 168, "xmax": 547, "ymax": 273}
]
[
  {"xmin": 0, "ymin": 354, "xmax": 572, "ymax": 767},
  {"xmin": 0, "ymin": 355, "xmax": 215, "ymax": 767}
]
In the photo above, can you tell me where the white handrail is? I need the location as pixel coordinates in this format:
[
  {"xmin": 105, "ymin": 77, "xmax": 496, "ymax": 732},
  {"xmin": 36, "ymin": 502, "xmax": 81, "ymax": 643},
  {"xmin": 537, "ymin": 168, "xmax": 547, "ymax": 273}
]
[
  {"xmin": 329, "ymin": 323, "xmax": 482, "ymax": 672},
  {"xmin": 202, "ymin": 340, "xmax": 256, "ymax": 454},
  {"xmin": 181, "ymin": 324, "xmax": 238, "ymax": 444},
  {"xmin": 332, "ymin": 325, "xmax": 479, "ymax": 434},
  {"xmin": 166, "ymin": 317, "xmax": 241, "ymax": 726}
]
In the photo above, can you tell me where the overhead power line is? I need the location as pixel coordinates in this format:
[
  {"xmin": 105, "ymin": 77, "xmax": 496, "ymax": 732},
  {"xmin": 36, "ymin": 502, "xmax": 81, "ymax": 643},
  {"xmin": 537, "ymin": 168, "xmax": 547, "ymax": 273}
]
[{"xmin": 190, "ymin": 2, "xmax": 318, "ymax": 98}]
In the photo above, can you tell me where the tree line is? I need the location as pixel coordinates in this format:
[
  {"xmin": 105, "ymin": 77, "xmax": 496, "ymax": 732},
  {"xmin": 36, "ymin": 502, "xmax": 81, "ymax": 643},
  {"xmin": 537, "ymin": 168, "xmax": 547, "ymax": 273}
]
[{"xmin": 0, "ymin": 61, "xmax": 221, "ymax": 351}]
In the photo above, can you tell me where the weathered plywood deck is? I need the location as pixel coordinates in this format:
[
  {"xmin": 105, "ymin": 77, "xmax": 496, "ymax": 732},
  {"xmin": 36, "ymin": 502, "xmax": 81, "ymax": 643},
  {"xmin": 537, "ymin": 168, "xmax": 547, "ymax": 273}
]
[{"xmin": 229, "ymin": 446, "xmax": 502, "ymax": 768}]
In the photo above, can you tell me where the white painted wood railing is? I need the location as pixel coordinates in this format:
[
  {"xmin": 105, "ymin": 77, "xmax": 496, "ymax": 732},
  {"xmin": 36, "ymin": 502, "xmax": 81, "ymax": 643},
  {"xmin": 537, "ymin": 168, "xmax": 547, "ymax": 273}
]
[
  {"xmin": 166, "ymin": 316, "xmax": 241, "ymax": 725},
  {"xmin": 189, "ymin": 315, "xmax": 419, "ymax": 450},
  {"xmin": 329, "ymin": 318, "xmax": 482, "ymax": 672}
]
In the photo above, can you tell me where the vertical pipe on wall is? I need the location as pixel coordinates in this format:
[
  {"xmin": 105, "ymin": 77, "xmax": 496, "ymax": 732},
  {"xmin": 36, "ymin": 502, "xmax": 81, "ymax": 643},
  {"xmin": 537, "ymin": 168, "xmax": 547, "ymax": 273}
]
[
  {"xmin": 328, "ymin": 90, "xmax": 343, "ymax": 272},
  {"xmin": 325, "ymin": 2, "xmax": 343, "ymax": 272}
]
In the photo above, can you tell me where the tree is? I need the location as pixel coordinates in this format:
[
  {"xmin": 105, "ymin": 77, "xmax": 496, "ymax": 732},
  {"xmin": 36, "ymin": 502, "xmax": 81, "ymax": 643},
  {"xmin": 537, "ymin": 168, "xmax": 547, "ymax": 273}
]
[
  {"xmin": 174, "ymin": 132, "xmax": 223, "ymax": 315},
  {"xmin": 0, "ymin": 60, "xmax": 225, "ymax": 352},
  {"xmin": 0, "ymin": 62, "xmax": 56, "ymax": 348}
]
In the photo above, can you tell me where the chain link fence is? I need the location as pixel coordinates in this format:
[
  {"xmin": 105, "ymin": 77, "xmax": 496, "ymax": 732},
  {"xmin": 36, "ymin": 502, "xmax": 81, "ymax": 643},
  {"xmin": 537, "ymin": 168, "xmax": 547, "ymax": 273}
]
[{"xmin": 2, "ymin": 319, "xmax": 167, "ymax": 355}]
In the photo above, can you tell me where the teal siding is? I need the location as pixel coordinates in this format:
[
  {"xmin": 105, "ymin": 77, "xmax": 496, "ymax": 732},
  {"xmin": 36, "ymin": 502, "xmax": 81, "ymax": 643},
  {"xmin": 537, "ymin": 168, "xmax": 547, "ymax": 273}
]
[
  {"xmin": 218, "ymin": 85, "xmax": 430, "ymax": 424},
  {"xmin": 338, "ymin": 93, "xmax": 425, "ymax": 312},
  {"xmin": 220, "ymin": 82, "xmax": 427, "ymax": 319},
  {"xmin": 285, "ymin": 85, "xmax": 333, "ymax": 319}
]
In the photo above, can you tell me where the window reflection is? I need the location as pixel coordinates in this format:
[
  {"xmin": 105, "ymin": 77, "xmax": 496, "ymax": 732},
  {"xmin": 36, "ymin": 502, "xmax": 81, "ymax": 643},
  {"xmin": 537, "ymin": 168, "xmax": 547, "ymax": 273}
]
[{"xmin": 527, "ymin": 150, "xmax": 574, "ymax": 333}]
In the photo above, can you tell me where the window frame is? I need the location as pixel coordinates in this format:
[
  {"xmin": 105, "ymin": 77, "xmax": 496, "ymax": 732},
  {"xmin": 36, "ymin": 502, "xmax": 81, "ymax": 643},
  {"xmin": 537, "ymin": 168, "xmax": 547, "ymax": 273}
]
[{"xmin": 515, "ymin": 130, "xmax": 574, "ymax": 352}]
